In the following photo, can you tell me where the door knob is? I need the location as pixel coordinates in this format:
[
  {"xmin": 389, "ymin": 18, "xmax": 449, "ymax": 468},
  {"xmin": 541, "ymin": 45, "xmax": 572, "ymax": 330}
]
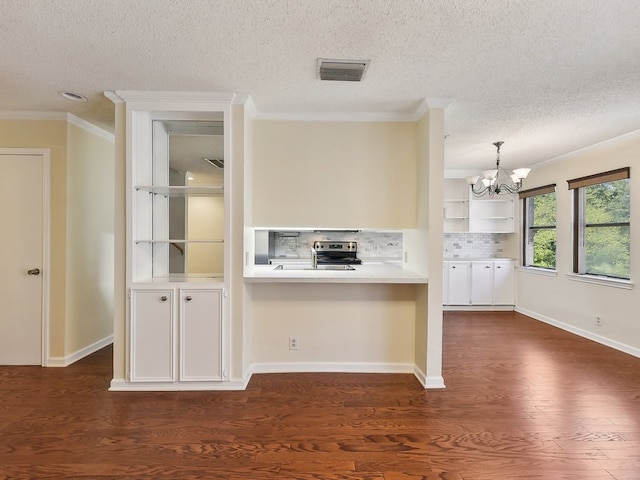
[{"xmin": 27, "ymin": 268, "xmax": 40, "ymax": 276}]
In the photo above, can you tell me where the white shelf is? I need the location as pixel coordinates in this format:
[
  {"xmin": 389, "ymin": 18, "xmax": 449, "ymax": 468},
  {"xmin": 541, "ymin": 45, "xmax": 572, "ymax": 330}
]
[{"xmin": 135, "ymin": 185, "xmax": 223, "ymax": 196}]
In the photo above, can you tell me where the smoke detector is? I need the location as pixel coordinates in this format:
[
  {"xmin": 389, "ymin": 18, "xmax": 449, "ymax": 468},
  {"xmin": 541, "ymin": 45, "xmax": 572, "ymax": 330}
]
[{"xmin": 317, "ymin": 58, "xmax": 370, "ymax": 82}]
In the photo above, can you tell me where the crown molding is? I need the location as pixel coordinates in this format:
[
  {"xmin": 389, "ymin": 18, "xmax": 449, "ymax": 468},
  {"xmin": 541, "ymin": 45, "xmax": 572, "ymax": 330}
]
[
  {"xmin": 231, "ymin": 93, "xmax": 250, "ymax": 105},
  {"xmin": 243, "ymin": 96, "xmax": 258, "ymax": 119},
  {"xmin": 252, "ymin": 110, "xmax": 417, "ymax": 122},
  {"xmin": 66, "ymin": 113, "xmax": 114, "ymax": 142},
  {"xmin": 103, "ymin": 90, "xmax": 237, "ymax": 105}
]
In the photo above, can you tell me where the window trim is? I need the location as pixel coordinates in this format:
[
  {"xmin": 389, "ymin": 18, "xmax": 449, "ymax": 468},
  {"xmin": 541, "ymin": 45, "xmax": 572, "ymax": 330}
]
[
  {"xmin": 520, "ymin": 184, "xmax": 557, "ymax": 270},
  {"xmin": 568, "ymin": 168, "xmax": 630, "ymax": 279}
]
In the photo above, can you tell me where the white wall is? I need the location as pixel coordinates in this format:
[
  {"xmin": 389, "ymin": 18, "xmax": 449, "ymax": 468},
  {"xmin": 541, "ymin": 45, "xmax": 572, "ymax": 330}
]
[
  {"xmin": 516, "ymin": 134, "xmax": 640, "ymax": 356},
  {"xmin": 65, "ymin": 121, "xmax": 115, "ymax": 358}
]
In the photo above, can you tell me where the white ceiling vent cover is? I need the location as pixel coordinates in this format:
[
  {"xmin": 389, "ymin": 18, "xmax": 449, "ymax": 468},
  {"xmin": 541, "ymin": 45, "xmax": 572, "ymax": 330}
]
[{"xmin": 317, "ymin": 58, "xmax": 370, "ymax": 82}]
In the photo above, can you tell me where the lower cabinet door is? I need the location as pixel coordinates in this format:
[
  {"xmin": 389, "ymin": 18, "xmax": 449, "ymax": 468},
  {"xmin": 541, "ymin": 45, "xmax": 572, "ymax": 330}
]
[
  {"xmin": 493, "ymin": 261, "xmax": 515, "ymax": 305},
  {"xmin": 180, "ymin": 289, "xmax": 223, "ymax": 381},
  {"xmin": 447, "ymin": 262, "xmax": 471, "ymax": 305},
  {"xmin": 471, "ymin": 262, "xmax": 493, "ymax": 305},
  {"xmin": 130, "ymin": 289, "xmax": 175, "ymax": 382}
]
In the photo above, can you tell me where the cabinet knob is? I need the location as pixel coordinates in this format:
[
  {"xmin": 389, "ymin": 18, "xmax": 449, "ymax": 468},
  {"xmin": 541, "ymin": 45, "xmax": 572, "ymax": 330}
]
[
  {"xmin": 497, "ymin": 266, "xmax": 502, "ymax": 269},
  {"xmin": 485, "ymin": 265, "xmax": 490, "ymax": 269},
  {"xmin": 452, "ymin": 266, "xmax": 456, "ymax": 269},
  {"xmin": 160, "ymin": 295, "xmax": 168, "ymax": 302},
  {"xmin": 185, "ymin": 296, "xmax": 193, "ymax": 302}
]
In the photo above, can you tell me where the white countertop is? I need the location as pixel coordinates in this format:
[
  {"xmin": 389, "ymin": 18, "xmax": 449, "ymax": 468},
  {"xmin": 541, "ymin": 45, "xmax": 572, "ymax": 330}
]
[
  {"xmin": 443, "ymin": 257, "xmax": 516, "ymax": 262},
  {"xmin": 244, "ymin": 262, "xmax": 428, "ymax": 284}
]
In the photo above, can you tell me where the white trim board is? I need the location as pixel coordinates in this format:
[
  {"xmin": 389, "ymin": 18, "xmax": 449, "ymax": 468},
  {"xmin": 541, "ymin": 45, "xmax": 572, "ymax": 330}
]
[{"xmin": 515, "ymin": 307, "xmax": 640, "ymax": 359}]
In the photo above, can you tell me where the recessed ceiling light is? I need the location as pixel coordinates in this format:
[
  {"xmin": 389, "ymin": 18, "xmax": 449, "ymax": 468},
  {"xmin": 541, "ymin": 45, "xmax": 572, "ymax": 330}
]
[{"xmin": 58, "ymin": 91, "xmax": 88, "ymax": 102}]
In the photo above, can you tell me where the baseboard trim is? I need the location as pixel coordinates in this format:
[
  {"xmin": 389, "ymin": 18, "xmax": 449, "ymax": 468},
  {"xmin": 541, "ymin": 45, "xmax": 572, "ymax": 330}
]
[
  {"xmin": 47, "ymin": 335, "xmax": 114, "ymax": 367},
  {"xmin": 250, "ymin": 361, "xmax": 415, "ymax": 375},
  {"xmin": 444, "ymin": 305, "xmax": 514, "ymax": 312},
  {"xmin": 108, "ymin": 377, "xmax": 250, "ymax": 392},
  {"xmin": 516, "ymin": 307, "xmax": 640, "ymax": 359}
]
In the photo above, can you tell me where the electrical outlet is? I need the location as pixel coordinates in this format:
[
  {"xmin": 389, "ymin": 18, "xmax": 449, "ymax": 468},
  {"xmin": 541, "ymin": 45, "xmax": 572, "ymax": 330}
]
[
  {"xmin": 595, "ymin": 316, "xmax": 602, "ymax": 327},
  {"xmin": 289, "ymin": 336, "xmax": 299, "ymax": 350}
]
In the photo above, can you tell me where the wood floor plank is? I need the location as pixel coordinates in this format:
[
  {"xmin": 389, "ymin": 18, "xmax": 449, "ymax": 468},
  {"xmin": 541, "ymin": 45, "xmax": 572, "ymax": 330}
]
[{"xmin": 0, "ymin": 311, "xmax": 638, "ymax": 479}]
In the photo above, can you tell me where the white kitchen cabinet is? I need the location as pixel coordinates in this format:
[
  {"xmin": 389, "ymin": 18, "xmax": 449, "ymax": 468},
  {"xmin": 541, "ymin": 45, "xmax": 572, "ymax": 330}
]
[
  {"xmin": 444, "ymin": 179, "xmax": 515, "ymax": 233},
  {"xmin": 130, "ymin": 287, "xmax": 224, "ymax": 384},
  {"xmin": 468, "ymin": 197, "xmax": 515, "ymax": 233},
  {"xmin": 444, "ymin": 260, "xmax": 515, "ymax": 306},
  {"xmin": 492, "ymin": 260, "xmax": 515, "ymax": 305},
  {"xmin": 180, "ymin": 289, "xmax": 223, "ymax": 381},
  {"xmin": 445, "ymin": 261, "xmax": 471, "ymax": 305},
  {"xmin": 470, "ymin": 261, "xmax": 493, "ymax": 305},
  {"xmin": 130, "ymin": 289, "xmax": 175, "ymax": 382}
]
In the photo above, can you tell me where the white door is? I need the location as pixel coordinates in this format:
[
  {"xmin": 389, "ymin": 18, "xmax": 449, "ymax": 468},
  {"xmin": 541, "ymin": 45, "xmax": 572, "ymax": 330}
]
[{"xmin": 0, "ymin": 152, "xmax": 47, "ymax": 364}]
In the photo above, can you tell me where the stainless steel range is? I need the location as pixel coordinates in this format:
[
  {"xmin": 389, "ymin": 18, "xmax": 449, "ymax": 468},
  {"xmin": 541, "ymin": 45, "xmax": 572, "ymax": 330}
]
[{"xmin": 312, "ymin": 241, "xmax": 362, "ymax": 265}]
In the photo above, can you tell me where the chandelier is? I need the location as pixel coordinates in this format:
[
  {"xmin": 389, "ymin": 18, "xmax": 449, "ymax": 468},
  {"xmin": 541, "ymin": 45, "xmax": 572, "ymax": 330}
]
[{"xmin": 465, "ymin": 141, "xmax": 531, "ymax": 196}]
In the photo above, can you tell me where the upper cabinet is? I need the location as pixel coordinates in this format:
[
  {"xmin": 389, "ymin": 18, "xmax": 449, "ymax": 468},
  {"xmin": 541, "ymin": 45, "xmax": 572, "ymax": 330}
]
[
  {"xmin": 444, "ymin": 179, "xmax": 515, "ymax": 233},
  {"xmin": 468, "ymin": 196, "xmax": 515, "ymax": 233}
]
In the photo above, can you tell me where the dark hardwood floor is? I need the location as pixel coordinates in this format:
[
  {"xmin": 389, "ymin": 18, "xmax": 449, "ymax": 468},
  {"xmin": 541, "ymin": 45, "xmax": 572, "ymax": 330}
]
[{"xmin": 1, "ymin": 311, "xmax": 639, "ymax": 479}]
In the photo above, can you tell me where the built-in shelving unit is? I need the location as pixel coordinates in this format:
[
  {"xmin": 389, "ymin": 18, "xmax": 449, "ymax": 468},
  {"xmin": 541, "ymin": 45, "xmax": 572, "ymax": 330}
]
[
  {"xmin": 106, "ymin": 90, "xmax": 235, "ymax": 391},
  {"xmin": 444, "ymin": 179, "xmax": 515, "ymax": 233}
]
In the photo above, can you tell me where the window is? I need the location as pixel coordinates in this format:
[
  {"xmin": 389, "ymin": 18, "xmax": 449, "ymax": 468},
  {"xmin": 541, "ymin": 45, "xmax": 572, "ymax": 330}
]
[
  {"xmin": 520, "ymin": 185, "xmax": 557, "ymax": 269},
  {"xmin": 568, "ymin": 168, "xmax": 630, "ymax": 279}
]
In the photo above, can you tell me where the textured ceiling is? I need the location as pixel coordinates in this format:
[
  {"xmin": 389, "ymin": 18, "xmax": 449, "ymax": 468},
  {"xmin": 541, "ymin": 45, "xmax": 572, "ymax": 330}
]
[{"xmin": 1, "ymin": 0, "xmax": 640, "ymax": 171}]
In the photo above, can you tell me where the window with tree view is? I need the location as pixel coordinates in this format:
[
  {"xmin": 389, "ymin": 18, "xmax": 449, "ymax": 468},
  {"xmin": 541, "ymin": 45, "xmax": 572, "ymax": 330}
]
[
  {"xmin": 568, "ymin": 168, "xmax": 630, "ymax": 280},
  {"xmin": 520, "ymin": 185, "xmax": 556, "ymax": 269}
]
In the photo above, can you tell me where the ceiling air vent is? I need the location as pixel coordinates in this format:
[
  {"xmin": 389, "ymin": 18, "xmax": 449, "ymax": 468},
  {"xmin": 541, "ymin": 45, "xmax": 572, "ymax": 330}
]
[
  {"xmin": 204, "ymin": 157, "xmax": 224, "ymax": 169},
  {"xmin": 317, "ymin": 58, "xmax": 369, "ymax": 82}
]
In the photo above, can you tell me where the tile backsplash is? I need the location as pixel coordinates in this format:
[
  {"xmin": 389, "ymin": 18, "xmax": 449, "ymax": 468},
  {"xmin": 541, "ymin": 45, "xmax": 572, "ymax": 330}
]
[
  {"xmin": 272, "ymin": 231, "xmax": 403, "ymax": 260},
  {"xmin": 444, "ymin": 233, "xmax": 511, "ymax": 258}
]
